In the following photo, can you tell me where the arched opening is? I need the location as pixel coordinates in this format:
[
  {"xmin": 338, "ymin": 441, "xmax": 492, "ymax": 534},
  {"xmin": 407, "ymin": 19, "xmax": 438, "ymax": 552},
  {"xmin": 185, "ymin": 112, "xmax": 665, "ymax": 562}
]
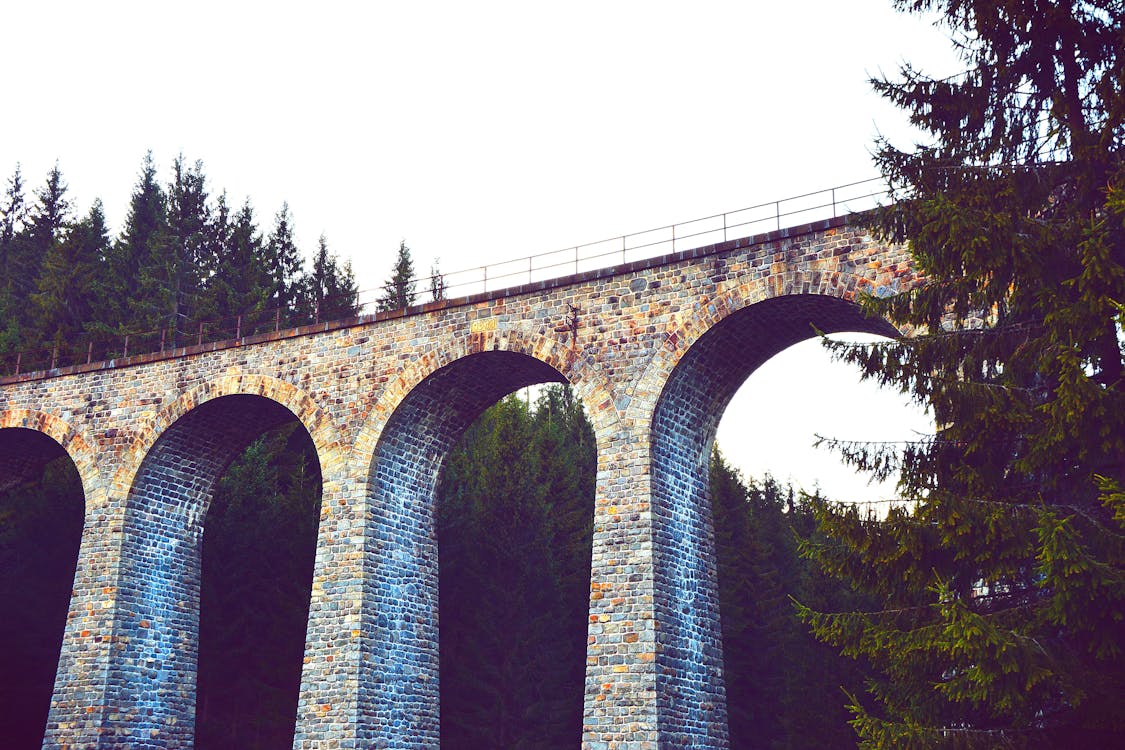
[
  {"xmin": 103, "ymin": 394, "xmax": 322, "ymax": 748},
  {"xmin": 650, "ymin": 294, "xmax": 900, "ymax": 747},
  {"xmin": 363, "ymin": 350, "xmax": 595, "ymax": 748},
  {"xmin": 0, "ymin": 428, "xmax": 85, "ymax": 749}
]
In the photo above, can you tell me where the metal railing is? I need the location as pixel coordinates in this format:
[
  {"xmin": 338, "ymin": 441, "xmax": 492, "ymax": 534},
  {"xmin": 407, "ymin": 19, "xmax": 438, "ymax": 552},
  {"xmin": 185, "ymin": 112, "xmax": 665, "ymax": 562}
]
[{"xmin": 0, "ymin": 177, "xmax": 889, "ymax": 379}]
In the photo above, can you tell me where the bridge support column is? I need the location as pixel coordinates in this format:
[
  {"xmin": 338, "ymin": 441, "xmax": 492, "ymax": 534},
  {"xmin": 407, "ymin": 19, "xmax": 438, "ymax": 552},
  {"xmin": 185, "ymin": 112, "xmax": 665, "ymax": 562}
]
[
  {"xmin": 40, "ymin": 504, "xmax": 124, "ymax": 749},
  {"xmin": 582, "ymin": 428, "xmax": 662, "ymax": 748}
]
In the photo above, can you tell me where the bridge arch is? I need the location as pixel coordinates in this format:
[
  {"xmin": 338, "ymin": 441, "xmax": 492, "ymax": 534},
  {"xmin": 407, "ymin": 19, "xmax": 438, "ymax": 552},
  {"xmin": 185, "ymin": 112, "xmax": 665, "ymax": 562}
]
[
  {"xmin": 310, "ymin": 330, "xmax": 618, "ymax": 747},
  {"xmin": 97, "ymin": 374, "xmax": 339, "ymax": 747},
  {"xmin": 113, "ymin": 371, "xmax": 345, "ymax": 501},
  {"xmin": 353, "ymin": 325, "xmax": 621, "ymax": 466},
  {"xmin": 637, "ymin": 277, "xmax": 903, "ymax": 747}
]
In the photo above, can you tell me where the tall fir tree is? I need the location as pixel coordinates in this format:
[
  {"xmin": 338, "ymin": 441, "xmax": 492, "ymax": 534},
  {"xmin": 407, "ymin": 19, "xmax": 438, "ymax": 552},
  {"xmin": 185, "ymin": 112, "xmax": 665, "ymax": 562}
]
[
  {"xmin": 0, "ymin": 163, "xmax": 27, "ymax": 270},
  {"xmin": 799, "ymin": 2, "xmax": 1124, "ymax": 747},
  {"xmin": 109, "ymin": 152, "xmax": 168, "ymax": 334},
  {"xmin": 202, "ymin": 200, "xmax": 270, "ymax": 330},
  {"xmin": 31, "ymin": 200, "xmax": 111, "ymax": 350},
  {"xmin": 377, "ymin": 239, "xmax": 416, "ymax": 311},
  {"xmin": 163, "ymin": 154, "xmax": 210, "ymax": 343},
  {"xmin": 18, "ymin": 165, "xmax": 71, "ymax": 306},
  {"xmin": 264, "ymin": 202, "xmax": 303, "ymax": 311},
  {"xmin": 296, "ymin": 234, "xmax": 359, "ymax": 323},
  {"xmin": 0, "ymin": 164, "xmax": 28, "ymax": 352},
  {"xmin": 429, "ymin": 257, "xmax": 446, "ymax": 303}
]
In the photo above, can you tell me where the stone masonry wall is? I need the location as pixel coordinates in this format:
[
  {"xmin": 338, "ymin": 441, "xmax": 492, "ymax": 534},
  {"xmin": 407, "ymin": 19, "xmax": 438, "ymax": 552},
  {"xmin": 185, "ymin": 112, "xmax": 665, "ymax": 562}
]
[{"xmin": 0, "ymin": 215, "xmax": 920, "ymax": 749}]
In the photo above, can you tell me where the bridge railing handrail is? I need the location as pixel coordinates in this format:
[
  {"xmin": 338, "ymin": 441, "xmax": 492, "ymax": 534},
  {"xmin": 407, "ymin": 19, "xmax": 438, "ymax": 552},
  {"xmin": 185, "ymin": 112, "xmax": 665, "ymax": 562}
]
[{"xmin": 0, "ymin": 176, "xmax": 891, "ymax": 379}]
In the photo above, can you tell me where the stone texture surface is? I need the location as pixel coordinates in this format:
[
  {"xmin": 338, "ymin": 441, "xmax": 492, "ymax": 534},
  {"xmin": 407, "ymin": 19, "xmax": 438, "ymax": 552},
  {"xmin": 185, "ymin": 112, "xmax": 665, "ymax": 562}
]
[{"xmin": 0, "ymin": 216, "xmax": 918, "ymax": 749}]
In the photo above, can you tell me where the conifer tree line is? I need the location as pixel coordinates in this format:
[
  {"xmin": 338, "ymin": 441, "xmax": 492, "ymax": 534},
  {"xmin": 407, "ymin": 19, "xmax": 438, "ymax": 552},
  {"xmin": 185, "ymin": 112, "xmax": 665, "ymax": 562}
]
[{"xmin": 0, "ymin": 152, "xmax": 361, "ymax": 367}]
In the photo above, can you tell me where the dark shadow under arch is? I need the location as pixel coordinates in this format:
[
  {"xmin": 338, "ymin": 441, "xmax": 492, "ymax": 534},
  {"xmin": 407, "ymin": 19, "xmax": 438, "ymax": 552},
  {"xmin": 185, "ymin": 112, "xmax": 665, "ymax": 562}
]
[
  {"xmin": 0, "ymin": 428, "xmax": 85, "ymax": 749},
  {"xmin": 650, "ymin": 294, "xmax": 897, "ymax": 746}
]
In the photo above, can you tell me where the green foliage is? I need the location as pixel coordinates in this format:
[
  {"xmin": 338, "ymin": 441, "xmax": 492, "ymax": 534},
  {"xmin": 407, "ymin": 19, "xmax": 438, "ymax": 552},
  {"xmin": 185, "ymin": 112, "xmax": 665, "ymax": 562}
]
[
  {"xmin": 711, "ymin": 448, "xmax": 874, "ymax": 749},
  {"xmin": 195, "ymin": 422, "xmax": 323, "ymax": 750},
  {"xmin": 296, "ymin": 233, "xmax": 359, "ymax": 322},
  {"xmin": 429, "ymin": 257, "xmax": 446, "ymax": 303},
  {"xmin": 436, "ymin": 386, "xmax": 595, "ymax": 749},
  {"xmin": 377, "ymin": 239, "xmax": 417, "ymax": 311},
  {"xmin": 801, "ymin": 2, "xmax": 1125, "ymax": 747},
  {"xmin": 31, "ymin": 200, "xmax": 111, "ymax": 346},
  {"xmin": 264, "ymin": 201, "xmax": 303, "ymax": 309}
]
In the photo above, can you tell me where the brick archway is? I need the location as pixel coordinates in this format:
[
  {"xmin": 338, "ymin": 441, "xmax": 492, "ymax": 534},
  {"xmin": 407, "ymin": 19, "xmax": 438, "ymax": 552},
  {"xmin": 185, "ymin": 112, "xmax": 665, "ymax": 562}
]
[
  {"xmin": 94, "ymin": 374, "xmax": 340, "ymax": 748},
  {"xmin": 296, "ymin": 331, "xmax": 620, "ymax": 748},
  {"xmin": 352, "ymin": 326, "xmax": 620, "ymax": 471},
  {"xmin": 634, "ymin": 278, "xmax": 905, "ymax": 747},
  {"xmin": 0, "ymin": 409, "xmax": 105, "ymax": 507},
  {"xmin": 114, "ymin": 371, "xmax": 345, "ymax": 502}
]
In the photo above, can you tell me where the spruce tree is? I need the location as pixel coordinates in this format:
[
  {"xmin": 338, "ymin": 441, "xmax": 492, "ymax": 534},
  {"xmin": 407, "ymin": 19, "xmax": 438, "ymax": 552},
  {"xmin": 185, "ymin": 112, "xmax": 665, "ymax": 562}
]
[
  {"xmin": 18, "ymin": 165, "xmax": 71, "ymax": 303},
  {"xmin": 31, "ymin": 200, "xmax": 111, "ymax": 351},
  {"xmin": 0, "ymin": 164, "xmax": 27, "ymax": 270},
  {"xmin": 296, "ymin": 234, "xmax": 359, "ymax": 323},
  {"xmin": 377, "ymin": 239, "xmax": 416, "ymax": 311},
  {"xmin": 264, "ymin": 202, "xmax": 303, "ymax": 311},
  {"xmin": 799, "ymin": 2, "xmax": 1124, "ymax": 746},
  {"xmin": 110, "ymin": 152, "xmax": 168, "ymax": 334},
  {"xmin": 164, "ymin": 154, "xmax": 210, "ymax": 343},
  {"xmin": 429, "ymin": 258, "xmax": 446, "ymax": 303},
  {"xmin": 0, "ymin": 165, "xmax": 28, "ymax": 353}
]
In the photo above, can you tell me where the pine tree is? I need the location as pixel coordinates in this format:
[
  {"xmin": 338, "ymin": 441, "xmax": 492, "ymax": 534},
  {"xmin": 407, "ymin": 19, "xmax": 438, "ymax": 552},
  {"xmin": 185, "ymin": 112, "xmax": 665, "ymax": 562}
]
[
  {"xmin": 31, "ymin": 200, "xmax": 111, "ymax": 351},
  {"xmin": 295, "ymin": 234, "xmax": 359, "ymax": 323},
  {"xmin": 264, "ymin": 202, "xmax": 303, "ymax": 311},
  {"xmin": 799, "ymin": 3, "xmax": 1125, "ymax": 747},
  {"xmin": 0, "ymin": 164, "xmax": 27, "ymax": 270},
  {"xmin": 429, "ymin": 258, "xmax": 446, "ymax": 303},
  {"xmin": 0, "ymin": 165, "xmax": 29, "ymax": 353},
  {"xmin": 201, "ymin": 200, "xmax": 270, "ymax": 332},
  {"xmin": 17, "ymin": 165, "xmax": 71, "ymax": 305},
  {"xmin": 109, "ymin": 152, "xmax": 168, "ymax": 334},
  {"xmin": 377, "ymin": 239, "xmax": 416, "ymax": 312},
  {"xmin": 164, "ymin": 154, "xmax": 210, "ymax": 343}
]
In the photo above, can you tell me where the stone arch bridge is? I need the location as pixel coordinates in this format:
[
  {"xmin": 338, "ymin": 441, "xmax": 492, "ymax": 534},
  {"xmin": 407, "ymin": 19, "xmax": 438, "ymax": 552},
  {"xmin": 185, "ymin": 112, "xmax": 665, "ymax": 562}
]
[{"xmin": 0, "ymin": 214, "xmax": 917, "ymax": 749}]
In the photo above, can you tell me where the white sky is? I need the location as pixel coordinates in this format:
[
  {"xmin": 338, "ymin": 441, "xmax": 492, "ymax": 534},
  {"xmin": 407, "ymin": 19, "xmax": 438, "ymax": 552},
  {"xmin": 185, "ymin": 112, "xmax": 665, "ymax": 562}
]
[{"xmin": 1, "ymin": 0, "xmax": 959, "ymax": 504}]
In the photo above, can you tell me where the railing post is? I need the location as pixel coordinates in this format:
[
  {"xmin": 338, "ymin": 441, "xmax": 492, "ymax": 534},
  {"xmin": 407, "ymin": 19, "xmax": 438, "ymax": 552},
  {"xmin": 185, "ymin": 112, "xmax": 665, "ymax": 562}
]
[
  {"xmin": 482, "ymin": 266, "xmax": 487, "ymax": 293},
  {"xmin": 723, "ymin": 213, "xmax": 728, "ymax": 242},
  {"xmin": 14, "ymin": 352, "xmax": 20, "ymax": 376},
  {"xmin": 622, "ymin": 236, "xmax": 626, "ymax": 265},
  {"xmin": 86, "ymin": 341, "xmax": 93, "ymax": 365},
  {"xmin": 160, "ymin": 327, "xmax": 166, "ymax": 353},
  {"xmin": 276, "ymin": 307, "xmax": 281, "ymax": 332},
  {"xmin": 776, "ymin": 200, "xmax": 781, "ymax": 231},
  {"xmin": 832, "ymin": 187, "xmax": 837, "ymax": 217},
  {"xmin": 197, "ymin": 321, "xmax": 204, "ymax": 347},
  {"xmin": 123, "ymin": 335, "xmax": 129, "ymax": 359},
  {"xmin": 574, "ymin": 246, "xmax": 579, "ymax": 276},
  {"xmin": 50, "ymin": 344, "xmax": 58, "ymax": 371},
  {"xmin": 236, "ymin": 315, "xmax": 242, "ymax": 339}
]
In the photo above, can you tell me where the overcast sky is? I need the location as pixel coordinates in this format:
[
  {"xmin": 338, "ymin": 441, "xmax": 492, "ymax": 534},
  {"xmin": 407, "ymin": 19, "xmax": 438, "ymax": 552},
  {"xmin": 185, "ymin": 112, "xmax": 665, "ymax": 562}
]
[{"xmin": 1, "ymin": 1, "xmax": 957, "ymax": 503}]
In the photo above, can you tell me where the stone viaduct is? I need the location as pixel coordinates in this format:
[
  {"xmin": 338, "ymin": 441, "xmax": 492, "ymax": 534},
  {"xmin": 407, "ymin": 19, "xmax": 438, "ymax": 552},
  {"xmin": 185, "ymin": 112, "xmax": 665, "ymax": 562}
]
[{"xmin": 0, "ymin": 213, "xmax": 918, "ymax": 749}]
